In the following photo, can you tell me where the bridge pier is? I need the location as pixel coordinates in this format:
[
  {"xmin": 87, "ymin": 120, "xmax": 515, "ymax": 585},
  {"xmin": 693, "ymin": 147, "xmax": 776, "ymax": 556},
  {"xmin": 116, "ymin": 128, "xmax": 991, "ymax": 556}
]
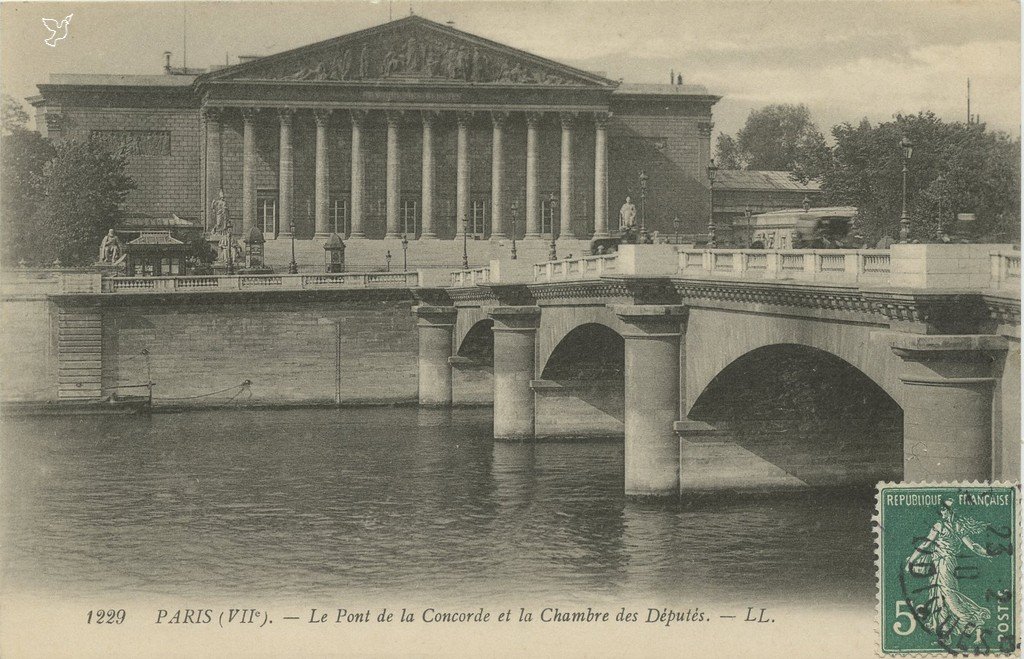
[
  {"xmin": 614, "ymin": 305, "xmax": 687, "ymax": 496},
  {"xmin": 489, "ymin": 306, "xmax": 541, "ymax": 440},
  {"xmin": 892, "ymin": 334, "xmax": 1008, "ymax": 482},
  {"xmin": 415, "ymin": 306, "xmax": 456, "ymax": 407}
]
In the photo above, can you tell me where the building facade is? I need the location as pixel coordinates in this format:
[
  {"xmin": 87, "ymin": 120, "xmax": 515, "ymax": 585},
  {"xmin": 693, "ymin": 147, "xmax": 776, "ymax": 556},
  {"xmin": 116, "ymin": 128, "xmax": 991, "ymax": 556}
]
[{"xmin": 30, "ymin": 16, "xmax": 719, "ymax": 267}]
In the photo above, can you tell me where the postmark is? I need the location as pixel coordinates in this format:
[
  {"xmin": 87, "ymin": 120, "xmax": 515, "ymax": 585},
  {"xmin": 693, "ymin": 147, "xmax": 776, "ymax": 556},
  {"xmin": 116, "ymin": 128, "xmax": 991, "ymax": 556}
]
[{"xmin": 877, "ymin": 482, "xmax": 1021, "ymax": 656}]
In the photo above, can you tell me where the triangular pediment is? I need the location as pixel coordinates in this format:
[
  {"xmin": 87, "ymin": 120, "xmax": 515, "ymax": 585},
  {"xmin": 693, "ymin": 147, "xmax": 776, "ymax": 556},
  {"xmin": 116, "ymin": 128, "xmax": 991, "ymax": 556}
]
[{"xmin": 200, "ymin": 16, "xmax": 614, "ymax": 88}]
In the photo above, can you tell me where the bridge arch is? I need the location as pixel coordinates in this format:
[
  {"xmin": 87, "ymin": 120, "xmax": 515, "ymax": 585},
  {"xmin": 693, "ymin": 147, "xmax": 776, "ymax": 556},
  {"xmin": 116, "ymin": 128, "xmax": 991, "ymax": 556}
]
[
  {"xmin": 685, "ymin": 342, "xmax": 904, "ymax": 488},
  {"xmin": 684, "ymin": 310, "xmax": 903, "ymax": 414},
  {"xmin": 456, "ymin": 318, "xmax": 494, "ymax": 363},
  {"xmin": 535, "ymin": 322, "xmax": 625, "ymax": 439}
]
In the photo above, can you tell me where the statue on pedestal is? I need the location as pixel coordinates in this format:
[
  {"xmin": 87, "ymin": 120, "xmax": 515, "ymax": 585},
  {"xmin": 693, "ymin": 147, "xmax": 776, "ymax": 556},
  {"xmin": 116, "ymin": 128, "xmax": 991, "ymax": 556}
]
[
  {"xmin": 619, "ymin": 196, "xmax": 637, "ymax": 230},
  {"xmin": 98, "ymin": 229, "xmax": 123, "ymax": 263},
  {"xmin": 211, "ymin": 188, "xmax": 229, "ymax": 233}
]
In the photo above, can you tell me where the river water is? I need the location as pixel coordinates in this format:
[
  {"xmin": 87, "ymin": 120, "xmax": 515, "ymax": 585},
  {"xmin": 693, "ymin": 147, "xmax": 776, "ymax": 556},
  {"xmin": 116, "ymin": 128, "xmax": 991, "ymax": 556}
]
[{"xmin": 1, "ymin": 407, "xmax": 877, "ymax": 607}]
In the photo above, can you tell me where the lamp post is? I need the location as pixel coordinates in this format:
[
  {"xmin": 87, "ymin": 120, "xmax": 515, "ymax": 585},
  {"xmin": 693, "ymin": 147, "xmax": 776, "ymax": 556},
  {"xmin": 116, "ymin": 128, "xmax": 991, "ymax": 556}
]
[
  {"xmin": 385, "ymin": 250, "xmax": 392, "ymax": 272},
  {"xmin": 510, "ymin": 200, "xmax": 518, "ymax": 260},
  {"xmin": 401, "ymin": 234, "xmax": 409, "ymax": 271},
  {"xmin": 461, "ymin": 215, "xmax": 469, "ymax": 270},
  {"xmin": 706, "ymin": 158, "xmax": 718, "ymax": 247},
  {"xmin": 288, "ymin": 220, "xmax": 298, "ymax": 274},
  {"xmin": 548, "ymin": 193, "xmax": 558, "ymax": 261},
  {"xmin": 224, "ymin": 219, "xmax": 234, "ymax": 275},
  {"xmin": 898, "ymin": 137, "xmax": 914, "ymax": 243},
  {"xmin": 744, "ymin": 206, "xmax": 752, "ymax": 247},
  {"xmin": 638, "ymin": 170, "xmax": 649, "ymax": 243},
  {"xmin": 672, "ymin": 216, "xmax": 681, "ymax": 244}
]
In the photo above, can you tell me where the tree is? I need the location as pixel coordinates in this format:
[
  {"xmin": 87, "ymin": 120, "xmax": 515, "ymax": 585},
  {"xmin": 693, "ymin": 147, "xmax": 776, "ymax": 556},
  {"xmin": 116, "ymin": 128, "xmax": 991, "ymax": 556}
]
[
  {"xmin": 715, "ymin": 103, "xmax": 830, "ymax": 176},
  {"xmin": 1, "ymin": 94, "xmax": 54, "ymax": 265},
  {"xmin": 40, "ymin": 140, "xmax": 136, "ymax": 265},
  {"xmin": 820, "ymin": 112, "xmax": 1020, "ymax": 244}
]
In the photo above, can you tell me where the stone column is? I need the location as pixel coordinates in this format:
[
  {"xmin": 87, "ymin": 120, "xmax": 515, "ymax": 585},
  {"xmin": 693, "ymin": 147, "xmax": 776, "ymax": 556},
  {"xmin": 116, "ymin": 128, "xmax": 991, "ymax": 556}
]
[
  {"xmin": 241, "ymin": 108, "xmax": 257, "ymax": 235},
  {"xmin": 415, "ymin": 306, "xmax": 456, "ymax": 407},
  {"xmin": 455, "ymin": 112, "xmax": 472, "ymax": 239},
  {"xmin": 558, "ymin": 112, "xmax": 576, "ymax": 239},
  {"xmin": 385, "ymin": 111, "xmax": 403, "ymax": 238},
  {"xmin": 593, "ymin": 112, "xmax": 610, "ymax": 238},
  {"xmin": 201, "ymin": 107, "xmax": 222, "ymax": 233},
  {"xmin": 278, "ymin": 108, "xmax": 295, "ymax": 237},
  {"xmin": 314, "ymin": 110, "xmax": 332, "ymax": 237},
  {"xmin": 490, "ymin": 306, "xmax": 541, "ymax": 440},
  {"xmin": 524, "ymin": 112, "xmax": 542, "ymax": 239},
  {"xmin": 891, "ymin": 334, "xmax": 1007, "ymax": 482},
  {"xmin": 420, "ymin": 111, "xmax": 437, "ymax": 239},
  {"xmin": 490, "ymin": 111, "xmax": 508, "ymax": 239},
  {"xmin": 349, "ymin": 110, "xmax": 367, "ymax": 239},
  {"xmin": 614, "ymin": 305, "xmax": 688, "ymax": 496}
]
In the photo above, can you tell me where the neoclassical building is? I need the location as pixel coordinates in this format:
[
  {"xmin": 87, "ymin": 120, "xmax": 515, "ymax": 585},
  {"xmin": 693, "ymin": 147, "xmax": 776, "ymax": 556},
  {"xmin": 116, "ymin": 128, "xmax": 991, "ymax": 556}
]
[{"xmin": 30, "ymin": 15, "xmax": 719, "ymax": 267}]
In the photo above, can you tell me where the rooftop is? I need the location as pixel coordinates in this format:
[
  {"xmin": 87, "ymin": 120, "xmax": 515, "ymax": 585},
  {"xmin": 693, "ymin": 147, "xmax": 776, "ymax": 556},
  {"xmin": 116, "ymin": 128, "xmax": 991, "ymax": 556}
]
[
  {"xmin": 45, "ymin": 73, "xmax": 197, "ymax": 87},
  {"xmin": 715, "ymin": 170, "xmax": 821, "ymax": 192},
  {"xmin": 613, "ymin": 82, "xmax": 713, "ymax": 97}
]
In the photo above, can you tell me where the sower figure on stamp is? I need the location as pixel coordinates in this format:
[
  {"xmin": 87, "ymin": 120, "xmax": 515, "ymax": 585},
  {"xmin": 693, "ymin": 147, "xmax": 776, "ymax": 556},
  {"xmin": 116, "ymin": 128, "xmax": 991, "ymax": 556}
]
[{"xmin": 904, "ymin": 498, "xmax": 993, "ymax": 635}]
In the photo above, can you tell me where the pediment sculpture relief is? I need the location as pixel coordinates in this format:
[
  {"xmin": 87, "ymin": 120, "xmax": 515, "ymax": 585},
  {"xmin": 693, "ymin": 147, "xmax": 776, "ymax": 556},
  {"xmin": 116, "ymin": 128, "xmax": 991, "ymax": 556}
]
[{"xmin": 258, "ymin": 29, "xmax": 582, "ymax": 85}]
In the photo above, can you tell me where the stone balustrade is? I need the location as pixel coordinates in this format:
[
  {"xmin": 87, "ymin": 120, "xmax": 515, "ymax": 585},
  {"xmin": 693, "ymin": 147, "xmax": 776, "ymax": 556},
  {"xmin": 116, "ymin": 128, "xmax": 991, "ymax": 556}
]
[
  {"xmin": 533, "ymin": 254, "xmax": 618, "ymax": 283},
  {"xmin": 991, "ymin": 251, "xmax": 1021, "ymax": 292},
  {"xmin": 451, "ymin": 267, "xmax": 492, "ymax": 287},
  {"xmin": 677, "ymin": 248, "xmax": 892, "ymax": 284},
  {"xmin": 94, "ymin": 271, "xmax": 421, "ymax": 294}
]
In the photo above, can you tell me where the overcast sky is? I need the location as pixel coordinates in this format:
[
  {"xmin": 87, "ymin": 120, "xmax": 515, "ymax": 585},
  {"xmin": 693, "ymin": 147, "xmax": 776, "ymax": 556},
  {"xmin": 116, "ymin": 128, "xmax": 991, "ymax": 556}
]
[{"xmin": 2, "ymin": 1, "xmax": 1019, "ymax": 139}]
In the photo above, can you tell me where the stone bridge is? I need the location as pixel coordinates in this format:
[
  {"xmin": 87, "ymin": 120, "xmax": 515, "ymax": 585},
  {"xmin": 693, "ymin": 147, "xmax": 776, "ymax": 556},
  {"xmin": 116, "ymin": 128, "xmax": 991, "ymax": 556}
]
[
  {"xmin": 420, "ymin": 244, "xmax": 1020, "ymax": 495},
  {"xmin": 7, "ymin": 244, "xmax": 1019, "ymax": 498}
]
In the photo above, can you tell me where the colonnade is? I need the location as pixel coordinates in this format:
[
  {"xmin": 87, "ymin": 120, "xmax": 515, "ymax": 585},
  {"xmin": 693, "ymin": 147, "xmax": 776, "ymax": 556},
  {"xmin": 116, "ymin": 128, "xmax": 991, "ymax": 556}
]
[{"xmin": 203, "ymin": 107, "xmax": 612, "ymax": 239}]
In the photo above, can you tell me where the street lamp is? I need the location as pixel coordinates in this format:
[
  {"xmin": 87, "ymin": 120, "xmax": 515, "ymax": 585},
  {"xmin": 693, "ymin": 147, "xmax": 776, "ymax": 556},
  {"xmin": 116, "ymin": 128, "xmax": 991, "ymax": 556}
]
[
  {"xmin": 510, "ymin": 200, "xmax": 518, "ymax": 260},
  {"xmin": 706, "ymin": 158, "xmax": 718, "ymax": 247},
  {"xmin": 461, "ymin": 215, "xmax": 469, "ymax": 269},
  {"xmin": 638, "ymin": 170, "xmax": 649, "ymax": 243},
  {"xmin": 898, "ymin": 137, "xmax": 914, "ymax": 243},
  {"xmin": 548, "ymin": 193, "xmax": 558, "ymax": 261},
  {"xmin": 401, "ymin": 234, "xmax": 409, "ymax": 271},
  {"xmin": 673, "ymin": 216, "xmax": 681, "ymax": 244},
  {"xmin": 288, "ymin": 220, "xmax": 298, "ymax": 274},
  {"xmin": 385, "ymin": 250, "xmax": 392, "ymax": 272}
]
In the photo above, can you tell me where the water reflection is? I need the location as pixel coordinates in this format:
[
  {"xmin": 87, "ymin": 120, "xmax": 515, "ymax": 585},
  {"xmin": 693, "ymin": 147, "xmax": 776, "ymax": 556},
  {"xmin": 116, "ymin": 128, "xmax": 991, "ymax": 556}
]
[{"xmin": 1, "ymin": 408, "xmax": 874, "ymax": 605}]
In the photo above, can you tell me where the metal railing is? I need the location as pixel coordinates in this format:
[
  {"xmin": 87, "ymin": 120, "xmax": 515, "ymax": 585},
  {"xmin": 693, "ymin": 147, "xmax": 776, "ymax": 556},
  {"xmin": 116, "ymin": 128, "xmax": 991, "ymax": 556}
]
[
  {"xmin": 677, "ymin": 249, "xmax": 892, "ymax": 284},
  {"xmin": 98, "ymin": 271, "xmax": 420, "ymax": 293}
]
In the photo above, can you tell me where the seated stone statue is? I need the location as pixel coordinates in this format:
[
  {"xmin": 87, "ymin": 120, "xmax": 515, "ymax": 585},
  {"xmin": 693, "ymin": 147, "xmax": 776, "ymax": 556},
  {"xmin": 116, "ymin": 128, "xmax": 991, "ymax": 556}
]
[
  {"xmin": 98, "ymin": 229, "xmax": 122, "ymax": 263},
  {"xmin": 619, "ymin": 197, "xmax": 637, "ymax": 230}
]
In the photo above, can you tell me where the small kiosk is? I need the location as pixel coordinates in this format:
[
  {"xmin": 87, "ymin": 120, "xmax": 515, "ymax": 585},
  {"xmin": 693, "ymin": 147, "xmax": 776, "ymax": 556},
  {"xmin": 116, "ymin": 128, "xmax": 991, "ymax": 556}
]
[
  {"xmin": 125, "ymin": 231, "xmax": 190, "ymax": 276},
  {"xmin": 324, "ymin": 233, "xmax": 346, "ymax": 273}
]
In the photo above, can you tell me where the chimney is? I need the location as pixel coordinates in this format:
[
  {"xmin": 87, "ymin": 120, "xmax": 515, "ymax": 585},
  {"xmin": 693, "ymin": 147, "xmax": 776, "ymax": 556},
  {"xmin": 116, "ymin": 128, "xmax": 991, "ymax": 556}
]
[
  {"xmin": 670, "ymin": 68, "xmax": 674, "ymax": 85},
  {"xmin": 163, "ymin": 51, "xmax": 172, "ymax": 73}
]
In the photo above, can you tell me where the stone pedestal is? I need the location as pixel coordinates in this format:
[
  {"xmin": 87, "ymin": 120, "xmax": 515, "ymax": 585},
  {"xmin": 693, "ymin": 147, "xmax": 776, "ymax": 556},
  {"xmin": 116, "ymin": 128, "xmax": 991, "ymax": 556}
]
[
  {"xmin": 490, "ymin": 306, "xmax": 541, "ymax": 440},
  {"xmin": 415, "ymin": 306, "xmax": 456, "ymax": 407},
  {"xmin": 891, "ymin": 334, "xmax": 1007, "ymax": 482},
  {"xmin": 614, "ymin": 304, "xmax": 688, "ymax": 496}
]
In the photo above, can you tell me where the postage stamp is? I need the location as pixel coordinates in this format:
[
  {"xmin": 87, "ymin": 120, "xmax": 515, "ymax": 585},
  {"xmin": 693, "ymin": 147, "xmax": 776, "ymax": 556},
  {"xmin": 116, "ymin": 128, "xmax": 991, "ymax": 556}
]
[{"xmin": 877, "ymin": 482, "xmax": 1021, "ymax": 656}]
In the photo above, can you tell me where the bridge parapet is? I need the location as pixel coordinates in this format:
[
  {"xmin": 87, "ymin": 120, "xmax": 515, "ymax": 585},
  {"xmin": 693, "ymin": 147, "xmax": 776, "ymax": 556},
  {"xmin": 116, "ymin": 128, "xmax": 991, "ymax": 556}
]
[
  {"xmin": 677, "ymin": 248, "xmax": 892, "ymax": 285},
  {"xmin": 991, "ymin": 250, "xmax": 1021, "ymax": 293},
  {"xmin": 55, "ymin": 271, "xmax": 423, "ymax": 294}
]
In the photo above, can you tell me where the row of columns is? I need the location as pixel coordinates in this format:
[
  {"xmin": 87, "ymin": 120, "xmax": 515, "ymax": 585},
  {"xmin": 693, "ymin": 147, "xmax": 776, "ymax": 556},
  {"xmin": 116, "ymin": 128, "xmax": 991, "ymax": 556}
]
[
  {"xmin": 414, "ymin": 305, "xmax": 1006, "ymax": 496},
  {"xmin": 207, "ymin": 107, "xmax": 611, "ymax": 239}
]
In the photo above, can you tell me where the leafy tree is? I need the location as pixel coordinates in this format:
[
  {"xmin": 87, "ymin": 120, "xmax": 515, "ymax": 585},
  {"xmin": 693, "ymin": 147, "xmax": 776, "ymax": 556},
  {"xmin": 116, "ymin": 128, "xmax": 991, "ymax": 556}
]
[
  {"xmin": 1, "ymin": 94, "xmax": 54, "ymax": 266},
  {"xmin": 820, "ymin": 112, "xmax": 1020, "ymax": 244},
  {"xmin": 715, "ymin": 103, "xmax": 830, "ymax": 175},
  {"xmin": 40, "ymin": 140, "xmax": 136, "ymax": 265},
  {"xmin": 715, "ymin": 133, "xmax": 743, "ymax": 169}
]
